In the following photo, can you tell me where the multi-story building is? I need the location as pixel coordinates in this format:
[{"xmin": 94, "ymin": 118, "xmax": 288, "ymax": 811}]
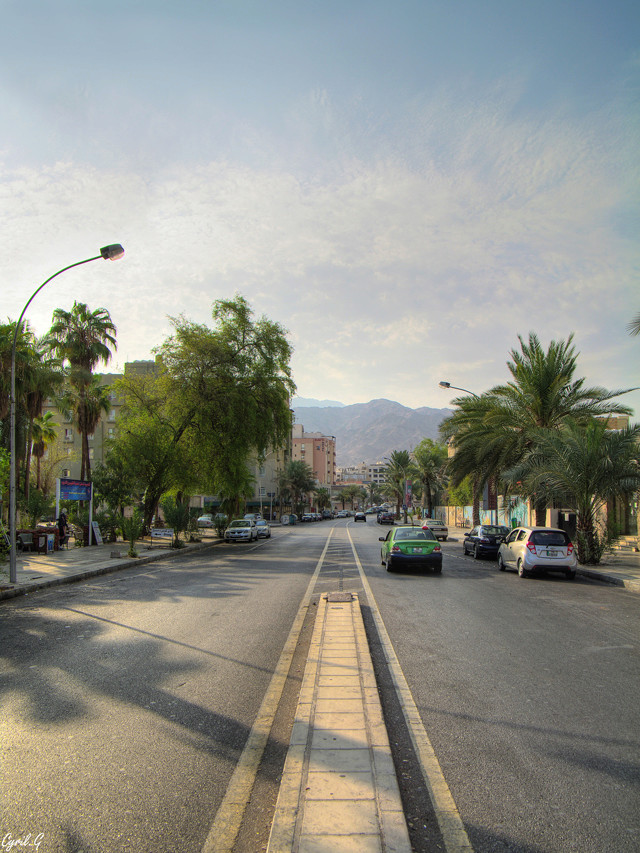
[
  {"xmin": 336, "ymin": 462, "xmax": 387, "ymax": 485},
  {"xmin": 291, "ymin": 423, "xmax": 336, "ymax": 486}
]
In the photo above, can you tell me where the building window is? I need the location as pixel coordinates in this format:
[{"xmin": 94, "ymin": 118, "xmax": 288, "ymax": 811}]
[
  {"xmin": 108, "ymin": 428, "xmax": 115, "ymax": 438},
  {"xmin": 64, "ymin": 428, "xmax": 73, "ymax": 442},
  {"xmin": 259, "ymin": 486, "xmax": 266, "ymax": 497},
  {"xmin": 62, "ymin": 469, "xmax": 71, "ymax": 478}
]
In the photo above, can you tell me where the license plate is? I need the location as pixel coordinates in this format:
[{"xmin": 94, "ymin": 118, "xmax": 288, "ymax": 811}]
[{"xmin": 545, "ymin": 549, "xmax": 558, "ymax": 557}]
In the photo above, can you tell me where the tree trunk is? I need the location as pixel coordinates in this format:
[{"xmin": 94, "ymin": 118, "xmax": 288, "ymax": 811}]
[{"xmin": 472, "ymin": 479, "xmax": 481, "ymax": 526}]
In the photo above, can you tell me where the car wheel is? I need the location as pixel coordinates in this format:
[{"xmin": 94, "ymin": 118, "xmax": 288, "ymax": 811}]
[
  {"xmin": 497, "ymin": 554, "xmax": 506, "ymax": 572},
  {"xmin": 462, "ymin": 542, "xmax": 467, "ymax": 555},
  {"xmin": 386, "ymin": 559, "xmax": 394, "ymax": 572},
  {"xmin": 565, "ymin": 570, "xmax": 576, "ymax": 580},
  {"xmin": 517, "ymin": 559, "xmax": 528, "ymax": 578},
  {"xmin": 442, "ymin": 537, "xmax": 447, "ymax": 542},
  {"xmin": 473, "ymin": 545, "xmax": 481, "ymax": 560}
]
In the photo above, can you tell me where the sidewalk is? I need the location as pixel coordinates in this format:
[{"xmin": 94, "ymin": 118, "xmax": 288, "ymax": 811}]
[{"xmin": 0, "ymin": 531, "xmax": 223, "ymax": 600}]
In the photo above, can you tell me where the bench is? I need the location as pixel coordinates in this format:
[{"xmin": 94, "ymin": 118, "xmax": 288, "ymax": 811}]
[{"xmin": 150, "ymin": 528, "xmax": 174, "ymax": 545}]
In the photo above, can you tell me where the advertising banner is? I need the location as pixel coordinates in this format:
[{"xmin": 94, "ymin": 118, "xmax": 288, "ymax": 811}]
[{"xmin": 59, "ymin": 479, "xmax": 93, "ymax": 502}]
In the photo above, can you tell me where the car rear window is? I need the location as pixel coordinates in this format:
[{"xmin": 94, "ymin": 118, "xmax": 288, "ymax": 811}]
[
  {"xmin": 530, "ymin": 530, "xmax": 570, "ymax": 546},
  {"xmin": 481, "ymin": 526, "xmax": 506, "ymax": 535},
  {"xmin": 395, "ymin": 529, "xmax": 436, "ymax": 541}
]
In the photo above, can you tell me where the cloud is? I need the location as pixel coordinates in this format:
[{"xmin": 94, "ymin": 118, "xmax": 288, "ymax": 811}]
[{"xmin": 1, "ymin": 80, "xmax": 638, "ymax": 415}]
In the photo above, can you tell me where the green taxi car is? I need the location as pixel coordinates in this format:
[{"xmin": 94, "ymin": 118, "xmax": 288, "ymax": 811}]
[{"xmin": 379, "ymin": 525, "xmax": 443, "ymax": 573}]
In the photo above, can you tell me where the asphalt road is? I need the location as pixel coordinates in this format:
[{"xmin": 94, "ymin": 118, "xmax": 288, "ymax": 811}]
[
  {"xmin": 0, "ymin": 528, "xmax": 320, "ymax": 853},
  {"xmin": 1, "ymin": 519, "xmax": 638, "ymax": 853},
  {"xmin": 350, "ymin": 521, "xmax": 640, "ymax": 853}
]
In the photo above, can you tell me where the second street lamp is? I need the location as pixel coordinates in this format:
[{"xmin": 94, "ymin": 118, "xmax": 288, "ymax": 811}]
[{"xmin": 8, "ymin": 244, "xmax": 125, "ymax": 583}]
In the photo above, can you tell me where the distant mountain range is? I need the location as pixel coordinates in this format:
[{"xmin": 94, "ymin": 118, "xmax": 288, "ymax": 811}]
[{"xmin": 292, "ymin": 398, "xmax": 452, "ymax": 466}]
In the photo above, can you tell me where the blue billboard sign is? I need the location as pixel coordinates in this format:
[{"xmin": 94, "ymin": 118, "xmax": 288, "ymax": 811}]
[{"xmin": 59, "ymin": 479, "xmax": 93, "ymax": 502}]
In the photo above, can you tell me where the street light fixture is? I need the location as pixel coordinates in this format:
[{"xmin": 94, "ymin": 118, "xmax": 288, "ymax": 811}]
[
  {"xmin": 8, "ymin": 245, "xmax": 125, "ymax": 583},
  {"xmin": 439, "ymin": 380, "xmax": 479, "ymax": 399}
]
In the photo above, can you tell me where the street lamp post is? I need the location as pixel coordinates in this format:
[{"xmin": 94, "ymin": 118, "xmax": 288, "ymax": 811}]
[
  {"xmin": 8, "ymin": 244, "xmax": 125, "ymax": 583},
  {"xmin": 438, "ymin": 380, "xmax": 479, "ymax": 399}
]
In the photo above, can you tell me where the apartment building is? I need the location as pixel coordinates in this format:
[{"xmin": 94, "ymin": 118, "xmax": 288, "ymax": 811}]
[{"xmin": 291, "ymin": 423, "xmax": 336, "ymax": 486}]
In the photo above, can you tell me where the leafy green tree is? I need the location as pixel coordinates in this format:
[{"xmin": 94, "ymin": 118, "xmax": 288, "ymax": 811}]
[
  {"xmin": 45, "ymin": 302, "xmax": 117, "ymax": 480},
  {"xmin": 92, "ymin": 450, "xmax": 137, "ymax": 517},
  {"xmin": 365, "ymin": 482, "xmax": 384, "ymax": 507},
  {"xmin": 413, "ymin": 438, "xmax": 448, "ymax": 517},
  {"xmin": 506, "ymin": 419, "xmax": 640, "ymax": 564},
  {"xmin": 110, "ymin": 297, "xmax": 294, "ymax": 529}
]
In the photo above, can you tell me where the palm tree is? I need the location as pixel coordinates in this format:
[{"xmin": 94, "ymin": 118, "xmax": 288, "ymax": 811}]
[
  {"xmin": 31, "ymin": 412, "xmax": 57, "ymax": 491},
  {"xmin": 507, "ymin": 419, "xmax": 640, "ymax": 564},
  {"xmin": 413, "ymin": 438, "xmax": 448, "ymax": 518},
  {"xmin": 383, "ymin": 450, "xmax": 418, "ymax": 522},
  {"xmin": 628, "ymin": 312, "xmax": 640, "ymax": 336},
  {"xmin": 279, "ymin": 460, "xmax": 316, "ymax": 517},
  {"xmin": 440, "ymin": 333, "xmax": 635, "ymax": 525},
  {"xmin": 44, "ymin": 302, "xmax": 117, "ymax": 480}
]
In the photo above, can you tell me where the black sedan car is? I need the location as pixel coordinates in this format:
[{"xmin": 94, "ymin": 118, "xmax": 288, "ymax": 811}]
[
  {"xmin": 377, "ymin": 511, "xmax": 395, "ymax": 525},
  {"xmin": 462, "ymin": 525, "xmax": 510, "ymax": 559}
]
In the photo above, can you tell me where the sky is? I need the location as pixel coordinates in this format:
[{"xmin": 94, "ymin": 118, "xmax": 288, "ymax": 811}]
[{"xmin": 2, "ymin": 0, "xmax": 639, "ymax": 417}]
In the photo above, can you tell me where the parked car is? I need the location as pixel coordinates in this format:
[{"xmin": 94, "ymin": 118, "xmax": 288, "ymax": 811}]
[
  {"xmin": 377, "ymin": 511, "xmax": 395, "ymax": 525},
  {"xmin": 421, "ymin": 517, "xmax": 448, "ymax": 541},
  {"xmin": 354, "ymin": 511, "xmax": 366, "ymax": 522},
  {"xmin": 255, "ymin": 519, "xmax": 271, "ymax": 538},
  {"xmin": 244, "ymin": 513, "xmax": 262, "ymax": 522},
  {"xmin": 463, "ymin": 525, "xmax": 510, "ymax": 559},
  {"xmin": 336, "ymin": 510, "xmax": 348, "ymax": 518},
  {"xmin": 497, "ymin": 526, "xmax": 577, "ymax": 579},
  {"xmin": 322, "ymin": 509, "xmax": 334, "ymax": 519},
  {"xmin": 301, "ymin": 513, "xmax": 314, "ymax": 522},
  {"xmin": 224, "ymin": 519, "xmax": 258, "ymax": 542},
  {"xmin": 379, "ymin": 525, "xmax": 442, "ymax": 573},
  {"xmin": 197, "ymin": 514, "xmax": 214, "ymax": 528}
]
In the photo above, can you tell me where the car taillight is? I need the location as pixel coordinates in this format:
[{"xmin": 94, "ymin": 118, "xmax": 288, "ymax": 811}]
[
  {"xmin": 567, "ymin": 542, "xmax": 574, "ymax": 555},
  {"xmin": 526, "ymin": 540, "xmax": 537, "ymax": 554},
  {"xmin": 392, "ymin": 545, "xmax": 402, "ymax": 552},
  {"xmin": 434, "ymin": 544, "xmax": 441, "ymax": 552}
]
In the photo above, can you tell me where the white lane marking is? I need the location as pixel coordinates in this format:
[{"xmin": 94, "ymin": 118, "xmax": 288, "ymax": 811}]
[{"xmin": 348, "ymin": 528, "xmax": 474, "ymax": 853}]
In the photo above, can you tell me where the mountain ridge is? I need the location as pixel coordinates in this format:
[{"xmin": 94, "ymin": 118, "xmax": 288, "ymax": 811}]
[{"xmin": 293, "ymin": 398, "xmax": 452, "ymax": 466}]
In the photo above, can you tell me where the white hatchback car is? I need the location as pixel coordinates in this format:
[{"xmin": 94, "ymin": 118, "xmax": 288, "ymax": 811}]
[{"xmin": 498, "ymin": 526, "xmax": 577, "ymax": 579}]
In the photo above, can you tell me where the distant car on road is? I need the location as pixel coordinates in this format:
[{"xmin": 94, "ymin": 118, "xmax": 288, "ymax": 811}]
[
  {"xmin": 197, "ymin": 514, "xmax": 214, "ymax": 528},
  {"xmin": 498, "ymin": 526, "xmax": 577, "ymax": 579},
  {"xmin": 354, "ymin": 511, "xmax": 366, "ymax": 522},
  {"xmin": 224, "ymin": 519, "xmax": 258, "ymax": 542},
  {"xmin": 377, "ymin": 511, "xmax": 395, "ymax": 525},
  {"xmin": 336, "ymin": 510, "xmax": 349, "ymax": 518},
  {"xmin": 379, "ymin": 525, "xmax": 442, "ymax": 573},
  {"xmin": 421, "ymin": 517, "xmax": 448, "ymax": 541},
  {"xmin": 463, "ymin": 525, "xmax": 510, "ymax": 559}
]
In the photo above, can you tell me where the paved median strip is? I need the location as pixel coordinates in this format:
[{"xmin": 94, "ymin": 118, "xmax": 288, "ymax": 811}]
[{"xmin": 267, "ymin": 590, "xmax": 411, "ymax": 853}]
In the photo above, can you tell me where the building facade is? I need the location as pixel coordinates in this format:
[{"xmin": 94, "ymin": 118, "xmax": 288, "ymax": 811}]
[{"xmin": 291, "ymin": 423, "xmax": 336, "ymax": 486}]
